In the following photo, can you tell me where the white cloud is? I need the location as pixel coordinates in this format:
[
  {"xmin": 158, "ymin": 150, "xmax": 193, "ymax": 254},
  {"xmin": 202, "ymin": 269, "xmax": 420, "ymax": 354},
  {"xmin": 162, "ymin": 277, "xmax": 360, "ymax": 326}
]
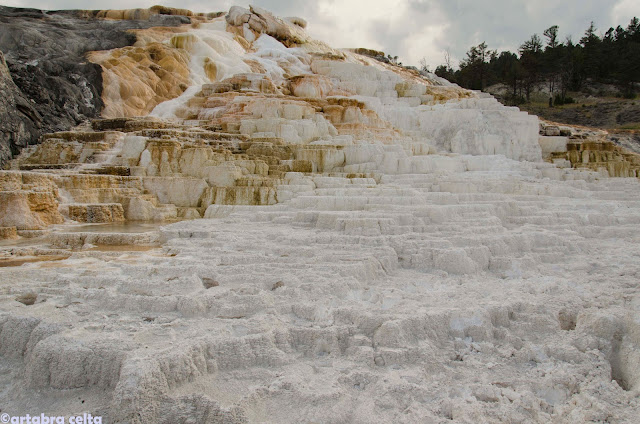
[
  {"xmin": 610, "ymin": 0, "xmax": 640, "ymax": 28},
  {"xmin": 310, "ymin": 0, "xmax": 393, "ymax": 51}
]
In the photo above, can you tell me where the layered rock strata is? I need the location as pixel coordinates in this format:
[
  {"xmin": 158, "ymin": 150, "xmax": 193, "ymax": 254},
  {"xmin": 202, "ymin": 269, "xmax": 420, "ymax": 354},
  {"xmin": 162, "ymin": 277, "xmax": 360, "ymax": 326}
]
[
  {"xmin": 539, "ymin": 122, "xmax": 640, "ymax": 177},
  {"xmin": 1, "ymin": 7, "xmax": 546, "ymax": 236}
]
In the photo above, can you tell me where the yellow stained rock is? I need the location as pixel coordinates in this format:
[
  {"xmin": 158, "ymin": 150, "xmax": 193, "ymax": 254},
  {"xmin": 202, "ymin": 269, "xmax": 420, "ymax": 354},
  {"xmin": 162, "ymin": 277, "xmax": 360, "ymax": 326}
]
[
  {"xmin": 91, "ymin": 39, "xmax": 191, "ymax": 118},
  {"xmin": 0, "ymin": 226, "xmax": 18, "ymax": 240},
  {"xmin": 68, "ymin": 203, "xmax": 126, "ymax": 223}
]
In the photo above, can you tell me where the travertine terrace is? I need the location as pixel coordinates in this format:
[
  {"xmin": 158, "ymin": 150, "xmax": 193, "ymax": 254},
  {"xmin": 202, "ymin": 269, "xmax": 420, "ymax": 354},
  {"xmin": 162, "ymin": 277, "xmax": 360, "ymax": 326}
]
[{"xmin": 1, "ymin": 5, "xmax": 640, "ymax": 423}]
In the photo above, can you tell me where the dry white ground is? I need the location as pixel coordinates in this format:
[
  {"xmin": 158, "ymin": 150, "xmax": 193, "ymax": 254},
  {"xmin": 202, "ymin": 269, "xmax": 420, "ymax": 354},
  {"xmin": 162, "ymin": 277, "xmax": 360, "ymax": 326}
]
[{"xmin": 2, "ymin": 159, "xmax": 640, "ymax": 423}]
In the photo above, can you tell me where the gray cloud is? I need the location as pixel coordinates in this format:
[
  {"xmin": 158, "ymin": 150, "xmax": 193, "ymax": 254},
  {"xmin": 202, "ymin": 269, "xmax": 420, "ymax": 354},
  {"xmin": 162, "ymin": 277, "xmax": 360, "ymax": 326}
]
[
  {"xmin": 429, "ymin": 0, "xmax": 626, "ymax": 67},
  {"xmin": 358, "ymin": 0, "xmax": 636, "ymax": 69},
  {"xmin": 3, "ymin": 0, "xmax": 638, "ymax": 69}
]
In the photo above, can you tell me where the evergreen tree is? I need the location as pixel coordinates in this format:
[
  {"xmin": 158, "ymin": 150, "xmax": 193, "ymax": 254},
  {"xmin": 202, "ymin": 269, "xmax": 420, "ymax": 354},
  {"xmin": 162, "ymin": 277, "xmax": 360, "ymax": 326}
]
[
  {"xmin": 543, "ymin": 25, "xmax": 559, "ymax": 49},
  {"xmin": 435, "ymin": 17, "xmax": 638, "ymax": 100},
  {"xmin": 543, "ymin": 26, "xmax": 562, "ymax": 97},
  {"xmin": 519, "ymin": 35, "xmax": 543, "ymax": 100},
  {"xmin": 579, "ymin": 21, "xmax": 602, "ymax": 80},
  {"xmin": 458, "ymin": 42, "xmax": 496, "ymax": 90}
]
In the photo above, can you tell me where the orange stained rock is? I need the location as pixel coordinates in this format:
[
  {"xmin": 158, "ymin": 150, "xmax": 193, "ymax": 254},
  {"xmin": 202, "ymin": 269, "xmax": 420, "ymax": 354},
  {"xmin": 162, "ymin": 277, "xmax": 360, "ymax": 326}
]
[
  {"xmin": 243, "ymin": 59, "xmax": 268, "ymax": 74},
  {"xmin": 90, "ymin": 41, "xmax": 191, "ymax": 118},
  {"xmin": 289, "ymin": 75, "xmax": 352, "ymax": 99},
  {"xmin": 564, "ymin": 141, "xmax": 640, "ymax": 178},
  {"xmin": 234, "ymin": 35, "xmax": 252, "ymax": 51},
  {"xmin": 0, "ymin": 226, "xmax": 18, "ymax": 240},
  {"xmin": 0, "ymin": 171, "xmax": 64, "ymax": 230},
  {"xmin": 68, "ymin": 204, "xmax": 126, "ymax": 223},
  {"xmin": 130, "ymin": 27, "xmax": 189, "ymax": 46},
  {"xmin": 204, "ymin": 58, "xmax": 219, "ymax": 81}
]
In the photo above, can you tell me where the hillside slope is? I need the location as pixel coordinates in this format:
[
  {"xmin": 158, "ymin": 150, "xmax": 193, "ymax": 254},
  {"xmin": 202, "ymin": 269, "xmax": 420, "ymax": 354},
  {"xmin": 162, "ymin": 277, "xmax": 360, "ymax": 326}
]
[{"xmin": 0, "ymin": 5, "xmax": 639, "ymax": 424}]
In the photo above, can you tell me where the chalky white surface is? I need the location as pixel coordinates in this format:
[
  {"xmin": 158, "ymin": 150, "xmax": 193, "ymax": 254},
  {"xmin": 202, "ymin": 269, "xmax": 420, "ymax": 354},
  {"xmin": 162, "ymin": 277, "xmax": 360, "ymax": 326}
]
[
  {"xmin": 2, "ymin": 158, "xmax": 640, "ymax": 423},
  {"xmin": 1, "ymin": 8, "xmax": 640, "ymax": 424}
]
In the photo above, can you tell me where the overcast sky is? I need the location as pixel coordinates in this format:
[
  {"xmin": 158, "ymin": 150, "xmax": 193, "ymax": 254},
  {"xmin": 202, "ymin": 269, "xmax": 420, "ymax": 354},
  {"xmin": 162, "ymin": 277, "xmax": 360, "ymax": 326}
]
[{"xmin": 3, "ymin": 0, "xmax": 639, "ymax": 69}]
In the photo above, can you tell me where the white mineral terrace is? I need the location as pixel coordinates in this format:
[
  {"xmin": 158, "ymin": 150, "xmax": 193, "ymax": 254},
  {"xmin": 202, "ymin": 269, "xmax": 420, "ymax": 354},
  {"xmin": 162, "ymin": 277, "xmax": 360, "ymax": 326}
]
[{"xmin": 1, "ymin": 5, "xmax": 639, "ymax": 424}]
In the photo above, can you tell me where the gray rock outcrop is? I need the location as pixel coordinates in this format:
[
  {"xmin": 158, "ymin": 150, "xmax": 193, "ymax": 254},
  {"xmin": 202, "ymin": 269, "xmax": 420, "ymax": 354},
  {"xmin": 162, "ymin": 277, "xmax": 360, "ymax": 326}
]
[{"xmin": 0, "ymin": 50, "xmax": 41, "ymax": 165}]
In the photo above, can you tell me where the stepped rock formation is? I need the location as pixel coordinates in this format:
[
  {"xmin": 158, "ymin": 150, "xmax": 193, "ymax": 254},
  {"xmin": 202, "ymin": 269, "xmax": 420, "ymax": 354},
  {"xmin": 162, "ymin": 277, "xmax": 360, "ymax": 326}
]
[
  {"xmin": 1, "ymin": 5, "xmax": 640, "ymax": 424},
  {"xmin": 539, "ymin": 122, "xmax": 640, "ymax": 177}
]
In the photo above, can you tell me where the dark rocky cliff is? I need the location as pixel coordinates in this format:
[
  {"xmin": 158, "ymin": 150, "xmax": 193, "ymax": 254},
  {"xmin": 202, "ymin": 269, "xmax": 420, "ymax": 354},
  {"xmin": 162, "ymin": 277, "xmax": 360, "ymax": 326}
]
[
  {"xmin": 0, "ymin": 6, "xmax": 190, "ymax": 167},
  {"xmin": 0, "ymin": 49, "xmax": 41, "ymax": 165}
]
